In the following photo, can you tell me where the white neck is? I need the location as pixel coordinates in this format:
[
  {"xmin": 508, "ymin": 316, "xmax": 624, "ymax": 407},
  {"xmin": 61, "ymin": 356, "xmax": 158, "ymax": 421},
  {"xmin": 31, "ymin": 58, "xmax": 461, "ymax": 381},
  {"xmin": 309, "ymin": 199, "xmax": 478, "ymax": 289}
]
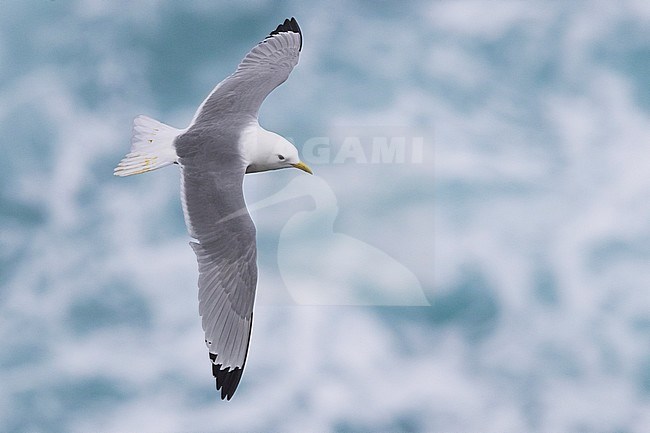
[{"xmin": 239, "ymin": 122, "xmax": 283, "ymax": 173}]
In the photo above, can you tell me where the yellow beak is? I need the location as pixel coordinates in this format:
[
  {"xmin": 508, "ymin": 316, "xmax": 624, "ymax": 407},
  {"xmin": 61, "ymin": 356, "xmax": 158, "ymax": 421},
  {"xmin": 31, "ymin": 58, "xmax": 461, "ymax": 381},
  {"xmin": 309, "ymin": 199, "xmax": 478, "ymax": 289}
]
[{"xmin": 292, "ymin": 161, "xmax": 313, "ymax": 175}]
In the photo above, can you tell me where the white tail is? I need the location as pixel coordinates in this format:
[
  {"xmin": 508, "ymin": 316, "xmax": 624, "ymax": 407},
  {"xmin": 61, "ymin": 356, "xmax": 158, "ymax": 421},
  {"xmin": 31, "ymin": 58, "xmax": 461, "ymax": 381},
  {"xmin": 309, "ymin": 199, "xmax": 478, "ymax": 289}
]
[{"xmin": 114, "ymin": 115, "xmax": 182, "ymax": 177}]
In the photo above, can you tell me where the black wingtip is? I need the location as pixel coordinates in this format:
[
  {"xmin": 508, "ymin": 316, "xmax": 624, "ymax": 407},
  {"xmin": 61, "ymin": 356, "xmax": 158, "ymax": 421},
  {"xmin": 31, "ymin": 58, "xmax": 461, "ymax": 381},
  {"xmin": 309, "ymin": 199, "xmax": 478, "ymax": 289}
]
[
  {"xmin": 267, "ymin": 17, "xmax": 302, "ymax": 51},
  {"xmin": 207, "ymin": 313, "xmax": 253, "ymax": 401},
  {"xmin": 213, "ymin": 363, "xmax": 244, "ymax": 400}
]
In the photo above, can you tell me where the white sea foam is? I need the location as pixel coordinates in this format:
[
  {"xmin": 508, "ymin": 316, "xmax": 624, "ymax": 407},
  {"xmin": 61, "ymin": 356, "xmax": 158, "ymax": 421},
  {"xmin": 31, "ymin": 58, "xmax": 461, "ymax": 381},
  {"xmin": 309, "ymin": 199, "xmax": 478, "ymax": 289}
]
[{"xmin": 1, "ymin": 1, "xmax": 649, "ymax": 432}]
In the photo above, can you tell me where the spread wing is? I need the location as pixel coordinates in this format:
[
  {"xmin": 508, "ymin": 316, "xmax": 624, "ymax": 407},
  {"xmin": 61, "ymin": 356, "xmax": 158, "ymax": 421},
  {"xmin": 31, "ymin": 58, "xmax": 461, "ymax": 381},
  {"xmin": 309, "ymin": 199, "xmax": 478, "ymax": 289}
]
[
  {"xmin": 174, "ymin": 17, "xmax": 303, "ymax": 401},
  {"xmin": 190, "ymin": 17, "xmax": 302, "ymax": 125},
  {"xmin": 179, "ymin": 156, "xmax": 257, "ymax": 400}
]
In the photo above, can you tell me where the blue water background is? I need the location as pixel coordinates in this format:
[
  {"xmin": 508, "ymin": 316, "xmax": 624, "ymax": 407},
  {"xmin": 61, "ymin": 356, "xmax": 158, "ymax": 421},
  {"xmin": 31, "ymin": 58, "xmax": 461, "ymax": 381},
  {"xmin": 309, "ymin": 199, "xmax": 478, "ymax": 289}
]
[{"xmin": 1, "ymin": 1, "xmax": 649, "ymax": 432}]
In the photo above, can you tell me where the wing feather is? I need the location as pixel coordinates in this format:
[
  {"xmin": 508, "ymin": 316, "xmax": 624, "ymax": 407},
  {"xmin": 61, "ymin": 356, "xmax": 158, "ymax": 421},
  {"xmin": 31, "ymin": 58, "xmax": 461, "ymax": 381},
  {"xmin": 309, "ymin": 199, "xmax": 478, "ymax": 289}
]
[
  {"xmin": 190, "ymin": 17, "xmax": 302, "ymax": 125},
  {"xmin": 173, "ymin": 18, "xmax": 303, "ymax": 400},
  {"xmin": 180, "ymin": 159, "xmax": 257, "ymax": 399}
]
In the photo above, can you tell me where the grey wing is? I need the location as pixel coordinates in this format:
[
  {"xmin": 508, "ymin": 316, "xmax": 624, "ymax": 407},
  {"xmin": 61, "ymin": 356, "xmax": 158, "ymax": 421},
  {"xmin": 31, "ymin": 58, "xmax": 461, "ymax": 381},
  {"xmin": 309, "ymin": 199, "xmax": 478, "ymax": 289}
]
[
  {"xmin": 180, "ymin": 164, "xmax": 257, "ymax": 400},
  {"xmin": 192, "ymin": 17, "xmax": 302, "ymax": 124}
]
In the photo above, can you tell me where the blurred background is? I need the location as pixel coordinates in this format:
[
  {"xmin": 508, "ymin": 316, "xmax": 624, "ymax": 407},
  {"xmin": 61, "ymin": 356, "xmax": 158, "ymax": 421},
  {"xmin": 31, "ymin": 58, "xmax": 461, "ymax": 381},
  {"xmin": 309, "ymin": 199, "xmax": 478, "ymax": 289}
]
[{"xmin": 1, "ymin": 1, "xmax": 649, "ymax": 432}]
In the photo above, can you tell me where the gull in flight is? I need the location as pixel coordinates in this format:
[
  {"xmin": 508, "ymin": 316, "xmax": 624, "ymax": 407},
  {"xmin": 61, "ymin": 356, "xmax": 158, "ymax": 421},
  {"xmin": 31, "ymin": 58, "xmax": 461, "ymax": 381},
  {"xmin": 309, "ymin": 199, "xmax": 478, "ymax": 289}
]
[{"xmin": 114, "ymin": 18, "xmax": 311, "ymax": 400}]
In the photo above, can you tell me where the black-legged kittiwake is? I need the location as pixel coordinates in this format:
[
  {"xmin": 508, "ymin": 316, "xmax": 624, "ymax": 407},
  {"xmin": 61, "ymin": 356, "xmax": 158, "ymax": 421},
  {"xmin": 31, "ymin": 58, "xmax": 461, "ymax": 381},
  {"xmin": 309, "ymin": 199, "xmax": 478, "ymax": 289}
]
[{"xmin": 114, "ymin": 17, "xmax": 311, "ymax": 400}]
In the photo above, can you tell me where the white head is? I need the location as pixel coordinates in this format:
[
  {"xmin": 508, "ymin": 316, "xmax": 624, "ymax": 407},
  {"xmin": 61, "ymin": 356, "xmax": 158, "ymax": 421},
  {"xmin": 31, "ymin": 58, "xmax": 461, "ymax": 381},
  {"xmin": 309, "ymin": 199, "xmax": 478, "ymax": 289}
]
[{"xmin": 244, "ymin": 126, "xmax": 313, "ymax": 175}]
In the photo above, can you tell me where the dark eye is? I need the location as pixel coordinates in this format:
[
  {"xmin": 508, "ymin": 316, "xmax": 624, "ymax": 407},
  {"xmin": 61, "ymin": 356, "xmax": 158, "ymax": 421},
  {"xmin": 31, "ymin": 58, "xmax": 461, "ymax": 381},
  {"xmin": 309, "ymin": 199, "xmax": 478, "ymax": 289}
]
[{"xmin": 277, "ymin": 154, "xmax": 285, "ymax": 161}]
